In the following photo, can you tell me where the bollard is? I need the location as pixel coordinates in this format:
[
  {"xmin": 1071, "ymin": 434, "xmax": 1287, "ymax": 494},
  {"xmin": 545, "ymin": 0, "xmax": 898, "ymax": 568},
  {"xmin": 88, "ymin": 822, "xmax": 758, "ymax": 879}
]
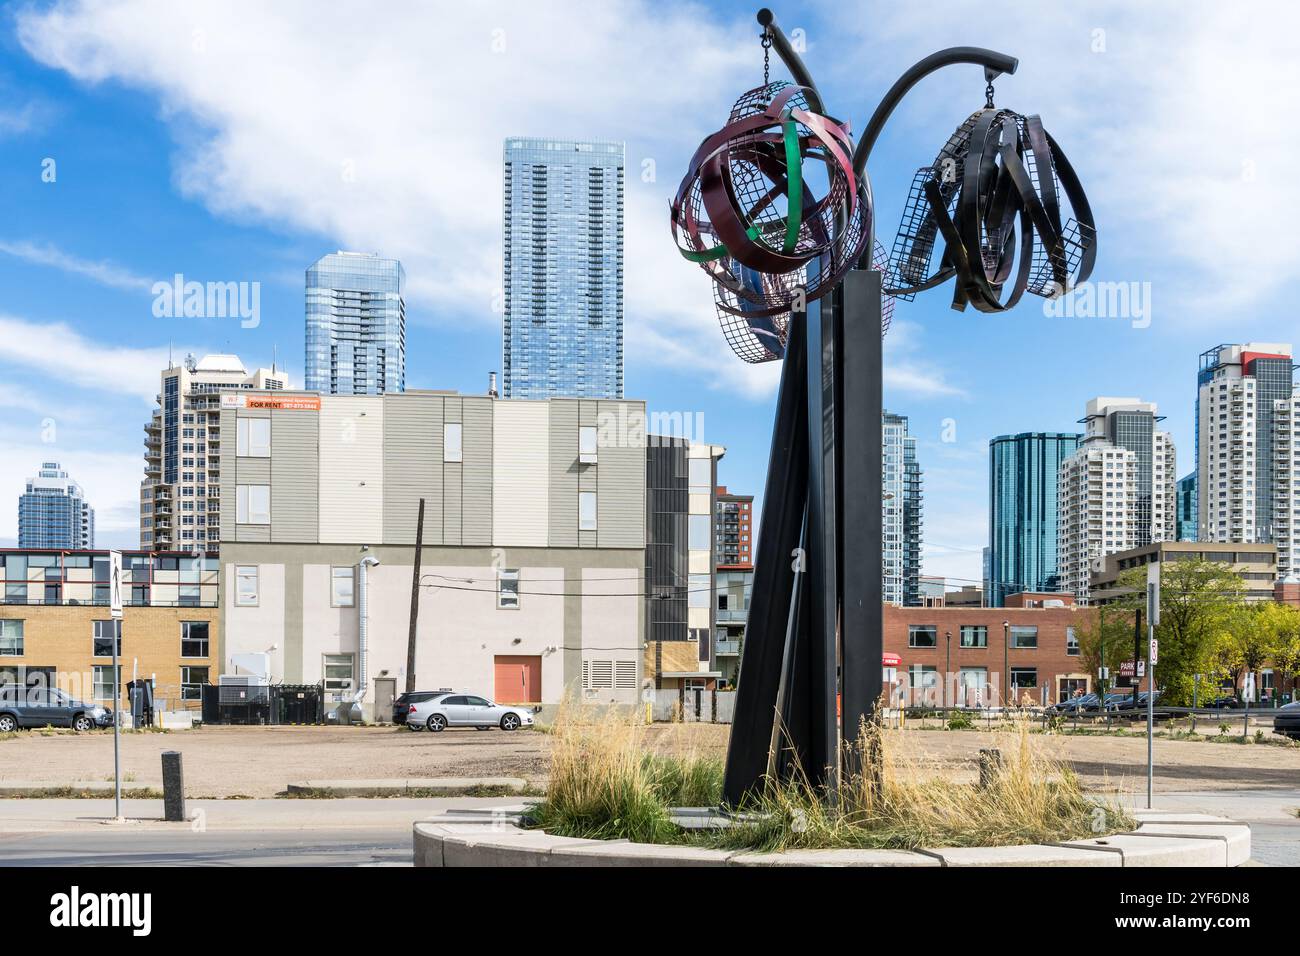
[
  {"xmin": 161, "ymin": 750, "xmax": 185, "ymax": 822},
  {"xmin": 978, "ymin": 748, "xmax": 1003, "ymax": 789}
]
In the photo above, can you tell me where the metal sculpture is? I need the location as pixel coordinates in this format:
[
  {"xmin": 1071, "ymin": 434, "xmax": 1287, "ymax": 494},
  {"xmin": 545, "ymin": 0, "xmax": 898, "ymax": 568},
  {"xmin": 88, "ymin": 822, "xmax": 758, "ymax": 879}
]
[
  {"xmin": 670, "ymin": 8, "xmax": 1096, "ymax": 806},
  {"xmin": 886, "ymin": 108, "xmax": 1096, "ymax": 311}
]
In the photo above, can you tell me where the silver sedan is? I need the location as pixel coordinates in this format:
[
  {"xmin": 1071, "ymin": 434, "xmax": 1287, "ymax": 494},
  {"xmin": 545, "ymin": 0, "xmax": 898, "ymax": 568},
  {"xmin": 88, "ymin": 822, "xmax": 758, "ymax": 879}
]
[{"xmin": 406, "ymin": 693, "xmax": 535, "ymax": 732}]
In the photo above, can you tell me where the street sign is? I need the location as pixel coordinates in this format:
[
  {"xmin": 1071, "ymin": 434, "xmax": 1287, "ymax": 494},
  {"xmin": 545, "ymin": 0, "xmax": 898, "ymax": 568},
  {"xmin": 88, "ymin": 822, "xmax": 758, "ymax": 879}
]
[
  {"xmin": 1149, "ymin": 638, "xmax": 1158, "ymax": 665},
  {"xmin": 1098, "ymin": 666, "xmax": 1109, "ymax": 681},
  {"xmin": 109, "ymin": 550, "xmax": 123, "ymax": 620},
  {"xmin": 1243, "ymin": 672, "xmax": 1256, "ymax": 703}
]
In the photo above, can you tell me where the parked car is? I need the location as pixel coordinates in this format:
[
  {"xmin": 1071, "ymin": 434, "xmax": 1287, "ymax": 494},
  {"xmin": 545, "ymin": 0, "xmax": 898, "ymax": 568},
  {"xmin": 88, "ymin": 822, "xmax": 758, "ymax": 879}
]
[
  {"xmin": 1047, "ymin": 694, "xmax": 1097, "ymax": 716},
  {"xmin": 1112, "ymin": 691, "xmax": 1166, "ymax": 719},
  {"xmin": 406, "ymin": 693, "xmax": 535, "ymax": 733},
  {"xmin": 393, "ymin": 689, "xmax": 453, "ymax": 726},
  {"xmin": 1272, "ymin": 701, "xmax": 1300, "ymax": 740},
  {"xmin": 0, "ymin": 684, "xmax": 112, "ymax": 732},
  {"xmin": 1206, "ymin": 695, "xmax": 1241, "ymax": 710}
]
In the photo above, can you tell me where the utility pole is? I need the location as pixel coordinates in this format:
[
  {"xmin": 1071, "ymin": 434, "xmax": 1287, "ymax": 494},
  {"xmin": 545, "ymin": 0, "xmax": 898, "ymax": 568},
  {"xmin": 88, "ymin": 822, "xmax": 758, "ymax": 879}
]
[{"xmin": 405, "ymin": 498, "xmax": 425, "ymax": 693}]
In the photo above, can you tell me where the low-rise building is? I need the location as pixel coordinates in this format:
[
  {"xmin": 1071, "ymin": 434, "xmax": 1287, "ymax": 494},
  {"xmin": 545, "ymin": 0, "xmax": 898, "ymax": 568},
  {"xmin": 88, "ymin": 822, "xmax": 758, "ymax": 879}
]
[
  {"xmin": 1089, "ymin": 541, "xmax": 1278, "ymax": 605},
  {"xmin": 218, "ymin": 389, "xmax": 647, "ymax": 717},
  {"xmin": 883, "ymin": 596, "xmax": 1095, "ymax": 707},
  {"xmin": 0, "ymin": 549, "xmax": 218, "ymax": 710}
]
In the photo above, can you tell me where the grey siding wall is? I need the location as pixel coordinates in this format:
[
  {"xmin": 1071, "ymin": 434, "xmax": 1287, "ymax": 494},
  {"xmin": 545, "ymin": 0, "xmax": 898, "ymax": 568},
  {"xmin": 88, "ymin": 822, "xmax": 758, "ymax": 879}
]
[
  {"xmin": 461, "ymin": 397, "xmax": 493, "ymax": 545},
  {"xmin": 597, "ymin": 400, "xmax": 646, "ymax": 548},
  {"xmin": 382, "ymin": 394, "xmax": 442, "ymax": 545},
  {"xmin": 218, "ymin": 407, "xmax": 235, "ymax": 542},
  {"xmin": 236, "ymin": 457, "xmax": 271, "ymax": 484},
  {"xmin": 549, "ymin": 401, "xmax": 580, "ymax": 547},
  {"xmin": 271, "ymin": 410, "xmax": 319, "ymax": 542},
  {"xmin": 443, "ymin": 397, "xmax": 462, "ymax": 545}
]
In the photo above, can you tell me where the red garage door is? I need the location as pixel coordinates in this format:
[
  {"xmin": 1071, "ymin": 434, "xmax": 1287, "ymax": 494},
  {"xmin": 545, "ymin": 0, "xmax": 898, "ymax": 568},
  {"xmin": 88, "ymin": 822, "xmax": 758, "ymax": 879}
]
[{"xmin": 494, "ymin": 655, "xmax": 541, "ymax": 705}]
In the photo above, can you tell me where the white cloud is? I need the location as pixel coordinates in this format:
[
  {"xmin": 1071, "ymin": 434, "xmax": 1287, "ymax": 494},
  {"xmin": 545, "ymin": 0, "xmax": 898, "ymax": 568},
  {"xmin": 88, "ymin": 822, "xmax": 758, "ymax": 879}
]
[
  {"xmin": 0, "ymin": 314, "xmax": 172, "ymax": 403},
  {"xmin": 16, "ymin": 0, "xmax": 967, "ymax": 402},
  {"xmin": 0, "ymin": 238, "xmax": 151, "ymax": 292}
]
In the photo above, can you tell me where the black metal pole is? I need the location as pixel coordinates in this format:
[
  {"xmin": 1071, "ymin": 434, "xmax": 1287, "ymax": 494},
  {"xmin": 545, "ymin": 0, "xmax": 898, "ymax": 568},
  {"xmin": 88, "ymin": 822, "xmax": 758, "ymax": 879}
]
[
  {"xmin": 1133, "ymin": 607, "xmax": 1142, "ymax": 706},
  {"xmin": 722, "ymin": 309, "xmax": 810, "ymax": 806}
]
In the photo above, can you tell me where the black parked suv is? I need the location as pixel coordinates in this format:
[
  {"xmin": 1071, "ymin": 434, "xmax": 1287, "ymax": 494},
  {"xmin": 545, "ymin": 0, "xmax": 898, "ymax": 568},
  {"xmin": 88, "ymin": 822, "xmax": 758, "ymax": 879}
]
[
  {"xmin": 0, "ymin": 685, "xmax": 112, "ymax": 732},
  {"xmin": 393, "ymin": 689, "xmax": 453, "ymax": 726}
]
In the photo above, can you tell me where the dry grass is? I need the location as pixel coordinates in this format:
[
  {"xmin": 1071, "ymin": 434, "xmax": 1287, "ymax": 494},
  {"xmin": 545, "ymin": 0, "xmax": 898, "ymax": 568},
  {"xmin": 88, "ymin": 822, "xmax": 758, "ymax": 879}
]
[{"xmin": 532, "ymin": 702, "xmax": 1131, "ymax": 850}]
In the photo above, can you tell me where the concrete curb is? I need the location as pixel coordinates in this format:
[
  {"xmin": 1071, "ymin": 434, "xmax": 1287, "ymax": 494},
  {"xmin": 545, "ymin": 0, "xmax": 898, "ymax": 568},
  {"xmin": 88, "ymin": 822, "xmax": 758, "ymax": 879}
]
[
  {"xmin": 413, "ymin": 809, "xmax": 1249, "ymax": 867},
  {"xmin": 286, "ymin": 777, "xmax": 529, "ymax": 796}
]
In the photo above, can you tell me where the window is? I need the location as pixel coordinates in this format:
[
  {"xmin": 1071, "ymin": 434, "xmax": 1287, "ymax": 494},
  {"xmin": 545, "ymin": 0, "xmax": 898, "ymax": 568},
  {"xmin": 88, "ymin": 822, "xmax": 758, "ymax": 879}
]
[
  {"xmin": 1010, "ymin": 667, "xmax": 1038, "ymax": 691},
  {"xmin": 689, "ymin": 514, "xmax": 710, "ymax": 550},
  {"xmin": 1066, "ymin": 627, "xmax": 1080, "ymax": 656},
  {"xmin": 0, "ymin": 620, "xmax": 23, "ymax": 656},
  {"xmin": 908, "ymin": 625, "xmax": 937, "ymax": 648},
  {"xmin": 1009, "ymin": 625, "xmax": 1038, "ymax": 649},
  {"xmin": 331, "ymin": 567, "xmax": 355, "ymax": 607},
  {"xmin": 92, "ymin": 665, "xmax": 116, "ymax": 702},
  {"xmin": 579, "ymin": 425, "xmax": 598, "ymax": 464},
  {"xmin": 236, "ymin": 484, "xmax": 270, "ymax": 524},
  {"xmin": 323, "ymin": 654, "xmax": 354, "ymax": 697},
  {"xmin": 181, "ymin": 666, "xmax": 209, "ymax": 701},
  {"xmin": 687, "ymin": 458, "xmax": 711, "ymax": 491},
  {"xmin": 497, "ymin": 569, "xmax": 520, "ymax": 609},
  {"xmin": 235, "ymin": 566, "xmax": 259, "ymax": 606},
  {"xmin": 236, "ymin": 417, "xmax": 271, "ymax": 457},
  {"xmin": 443, "ymin": 422, "xmax": 463, "ymax": 463},
  {"xmin": 92, "ymin": 620, "xmax": 121, "ymax": 658},
  {"xmin": 579, "ymin": 491, "xmax": 597, "ymax": 531},
  {"xmin": 960, "ymin": 625, "xmax": 987, "ymax": 648},
  {"xmin": 689, "ymin": 573, "xmax": 710, "ymax": 608},
  {"xmin": 909, "ymin": 665, "xmax": 939, "ymax": 704},
  {"xmin": 181, "ymin": 621, "xmax": 209, "ymax": 658}
]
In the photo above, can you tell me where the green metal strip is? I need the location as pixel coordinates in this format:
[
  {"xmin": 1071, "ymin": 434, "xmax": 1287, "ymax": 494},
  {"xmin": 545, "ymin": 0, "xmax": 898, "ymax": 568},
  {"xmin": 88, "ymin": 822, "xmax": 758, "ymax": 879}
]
[{"xmin": 781, "ymin": 119, "xmax": 803, "ymax": 253}]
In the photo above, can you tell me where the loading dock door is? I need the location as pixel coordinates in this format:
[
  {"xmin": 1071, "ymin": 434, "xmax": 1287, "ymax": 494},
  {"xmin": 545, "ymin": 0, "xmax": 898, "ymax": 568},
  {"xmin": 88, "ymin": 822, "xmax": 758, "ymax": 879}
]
[{"xmin": 494, "ymin": 655, "xmax": 541, "ymax": 705}]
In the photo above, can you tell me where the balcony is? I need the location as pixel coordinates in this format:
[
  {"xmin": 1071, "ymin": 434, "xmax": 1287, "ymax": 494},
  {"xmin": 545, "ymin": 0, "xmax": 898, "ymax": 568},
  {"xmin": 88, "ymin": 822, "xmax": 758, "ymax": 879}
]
[{"xmin": 715, "ymin": 639, "xmax": 741, "ymax": 656}]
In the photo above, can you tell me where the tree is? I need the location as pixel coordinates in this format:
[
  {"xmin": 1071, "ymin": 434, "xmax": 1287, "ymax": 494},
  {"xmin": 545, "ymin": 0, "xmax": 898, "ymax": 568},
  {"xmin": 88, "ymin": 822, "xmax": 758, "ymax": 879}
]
[
  {"xmin": 1075, "ymin": 603, "xmax": 1134, "ymax": 697},
  {"xmin": 1255, "ymin": 602, "xmax": 1300, "ymax": 701},
  {"xmin": 1114, "ymin": 557, "xmax": 1246, "ymax": 705}
]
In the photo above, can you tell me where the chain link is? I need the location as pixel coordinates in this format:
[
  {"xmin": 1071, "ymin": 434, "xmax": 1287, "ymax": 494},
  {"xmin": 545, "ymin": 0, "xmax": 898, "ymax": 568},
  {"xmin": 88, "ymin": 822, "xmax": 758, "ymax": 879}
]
[
  {"xmin": 761, "ymin": 33, "xmax": 771, "ymax": 86},
  {"xmin": 985, "ymin": 81, "xmax": 996, "ymax": 109}
]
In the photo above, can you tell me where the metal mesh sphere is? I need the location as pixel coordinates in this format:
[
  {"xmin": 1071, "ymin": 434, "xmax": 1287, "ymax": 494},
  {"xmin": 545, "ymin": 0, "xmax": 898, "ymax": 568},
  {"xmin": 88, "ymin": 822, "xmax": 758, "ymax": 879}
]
[
  {"xmin": 715, "ymin": 238, "xmax": 894, "ymax": 364},
  {"xmin": 885, "ymin": 108, "xmax": 1096, "ymax": 312},
  {"xmin": 671, "ymin": 82, "xmax": 870, "ymax": 318}
]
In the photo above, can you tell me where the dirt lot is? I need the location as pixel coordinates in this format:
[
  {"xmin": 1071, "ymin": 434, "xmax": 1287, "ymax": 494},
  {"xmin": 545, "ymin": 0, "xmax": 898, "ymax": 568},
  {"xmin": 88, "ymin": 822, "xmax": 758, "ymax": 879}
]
[{"xmin": 2, "ymin": 722, "xmax": 1298, "ymax": 798}]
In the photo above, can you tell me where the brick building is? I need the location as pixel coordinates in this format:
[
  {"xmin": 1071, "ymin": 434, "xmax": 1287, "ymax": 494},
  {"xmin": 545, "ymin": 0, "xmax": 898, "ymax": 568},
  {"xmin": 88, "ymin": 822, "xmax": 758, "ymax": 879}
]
[
  {"xmin": 883, "ymin": 594, "xmax": 1098, "ymax": 707},
  {"xmin": 0, "ymin": 549, "xmax": 219, "ymax": 711}
]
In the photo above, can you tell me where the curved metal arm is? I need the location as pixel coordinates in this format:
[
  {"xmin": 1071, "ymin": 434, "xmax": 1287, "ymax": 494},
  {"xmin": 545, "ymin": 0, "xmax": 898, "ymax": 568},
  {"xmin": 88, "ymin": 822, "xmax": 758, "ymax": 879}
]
[
  {"xmin": 853, "ymin": 47, "xmax": 1018, "ymax": 176},
  {"xmin": 757, "ymin": 8, "xmax": 825, "ymax": 113}
]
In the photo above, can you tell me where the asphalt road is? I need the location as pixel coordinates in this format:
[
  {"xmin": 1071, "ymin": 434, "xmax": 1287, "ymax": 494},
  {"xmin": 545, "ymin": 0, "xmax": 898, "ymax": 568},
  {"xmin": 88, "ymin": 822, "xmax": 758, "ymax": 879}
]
[{"xmin": 0, "ymin": 827, "xmax": 414, "ymax": 866}]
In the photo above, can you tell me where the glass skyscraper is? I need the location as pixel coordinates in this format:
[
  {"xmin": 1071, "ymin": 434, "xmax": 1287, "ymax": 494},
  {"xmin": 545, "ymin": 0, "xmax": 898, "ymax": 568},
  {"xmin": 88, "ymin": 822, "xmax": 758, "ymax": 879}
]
[
  {"xmin": 305, "ymin": 252, "xmax": 405, "ymax": 395},
  {"xmin": 1176, "ymin": 471, "xmax": 1197, "ymax": 541},
  {"xmin": 987, "ymin": 432, "xmax": 1081, "ymax": 607},
  {"xmin": 502, "ymin": 137, "xmax": 624, "ymax": 399},
  {"xmin": 18, "ymin": 462, "xmax": 94, "ymax": 549}
]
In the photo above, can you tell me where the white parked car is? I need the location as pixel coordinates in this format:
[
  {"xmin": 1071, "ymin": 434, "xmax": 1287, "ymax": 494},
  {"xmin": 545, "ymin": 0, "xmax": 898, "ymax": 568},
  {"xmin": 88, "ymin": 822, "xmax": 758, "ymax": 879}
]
[{"xmin": 406, "ymin": 692, "xmax": 535, "ymax": 732}]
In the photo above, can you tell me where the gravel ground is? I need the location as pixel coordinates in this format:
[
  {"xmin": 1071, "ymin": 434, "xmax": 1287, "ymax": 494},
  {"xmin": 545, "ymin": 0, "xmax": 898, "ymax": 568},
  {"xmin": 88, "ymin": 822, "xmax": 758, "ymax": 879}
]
[{"xmin": 0, "ymin": 723, "xmax": 1296, "ymax": 798}]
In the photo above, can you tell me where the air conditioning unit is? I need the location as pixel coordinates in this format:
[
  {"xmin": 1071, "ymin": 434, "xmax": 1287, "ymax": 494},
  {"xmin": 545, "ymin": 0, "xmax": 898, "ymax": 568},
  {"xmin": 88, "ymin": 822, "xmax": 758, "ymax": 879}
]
[{"xmin": 218, "ymin": 673, "xmax": 270, "ymax": 703}]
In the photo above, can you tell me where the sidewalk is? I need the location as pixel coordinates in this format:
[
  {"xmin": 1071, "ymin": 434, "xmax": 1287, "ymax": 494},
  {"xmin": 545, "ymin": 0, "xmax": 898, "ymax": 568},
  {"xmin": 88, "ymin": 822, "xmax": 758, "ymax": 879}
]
[{"xmin": 0, "ymin": 796, "xmax": 534, "ymax": 834}]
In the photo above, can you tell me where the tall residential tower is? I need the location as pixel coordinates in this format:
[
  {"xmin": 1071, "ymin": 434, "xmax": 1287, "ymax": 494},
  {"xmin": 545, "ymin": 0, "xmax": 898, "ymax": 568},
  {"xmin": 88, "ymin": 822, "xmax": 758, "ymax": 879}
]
[
  {"xmin": 502, "ymin": 137, "xmax": 624, "ymax": 399},
  {"xmin": 305, "ymin": 251, "xmax": 405, "ymax": 395},
  {"xmin": 18, "ymin": 462, "xmax": 94, "ymax": 549},
  {"xmin": 883, "ymin": 411, "xmax": 922, "ymax": 606}
]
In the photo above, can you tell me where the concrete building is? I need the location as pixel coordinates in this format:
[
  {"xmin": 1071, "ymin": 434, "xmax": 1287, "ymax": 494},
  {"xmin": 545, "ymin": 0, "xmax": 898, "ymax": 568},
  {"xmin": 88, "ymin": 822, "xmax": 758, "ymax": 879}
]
[
  {"xmin": 988, "ymin": 432, "xmax": 1081, "ymax": 607},
  {"xmin": 1196, "ymin": 343, "xmax": 1299, "ymax": 576},
  {"xmin": 18, "ymin": 462, "xmax": 94, "ymax": 549},
  {"xmin": 141, "ymin": 354, "xmax": 287, "ymax": 551},
  {"xmin": 502, "ymin": 137, "xmax": 624, "ymax": 399},
  {"xmin": 218, "ymin": 389, "xmax": 647, "ymax": 717},
  {"xmin": 305, "ymin": 251, "xmax": 406, "ymax": 395},
  {"xmin": 1057, "ymin": 398, "xmax": 1175, "ymax": 604},
  {"xmin": 884, "ymin": 597, "xmax": 1096, "ymax": 707},
  {"xmin": 715, "ymin": 486, "xmax": 753, "ymax": 569},
  {"xmin": 714, "ymin": 567, "xmax": 751, "ymax": 687},
  {"xmin": 1089, "ymin": 540, "xmax": 1279, "ymax": 605},
  {"xmin": 944, "ymin": 584, "xmax": 985, "ymax": 607},
  {"xmin": 0, "ymin": 548, "xmax": 218, "ymax": 710},
  {"xmin": 883, "ymin": 410, "xmax": 922, "ymax": 606}
]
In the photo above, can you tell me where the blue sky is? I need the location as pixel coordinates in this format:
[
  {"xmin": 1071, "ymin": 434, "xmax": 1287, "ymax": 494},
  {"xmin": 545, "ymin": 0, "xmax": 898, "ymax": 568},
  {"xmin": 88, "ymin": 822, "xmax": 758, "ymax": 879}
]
[{"xmin": 1, "ymin": 0, "xmax": 1297, "ymax": 589}]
